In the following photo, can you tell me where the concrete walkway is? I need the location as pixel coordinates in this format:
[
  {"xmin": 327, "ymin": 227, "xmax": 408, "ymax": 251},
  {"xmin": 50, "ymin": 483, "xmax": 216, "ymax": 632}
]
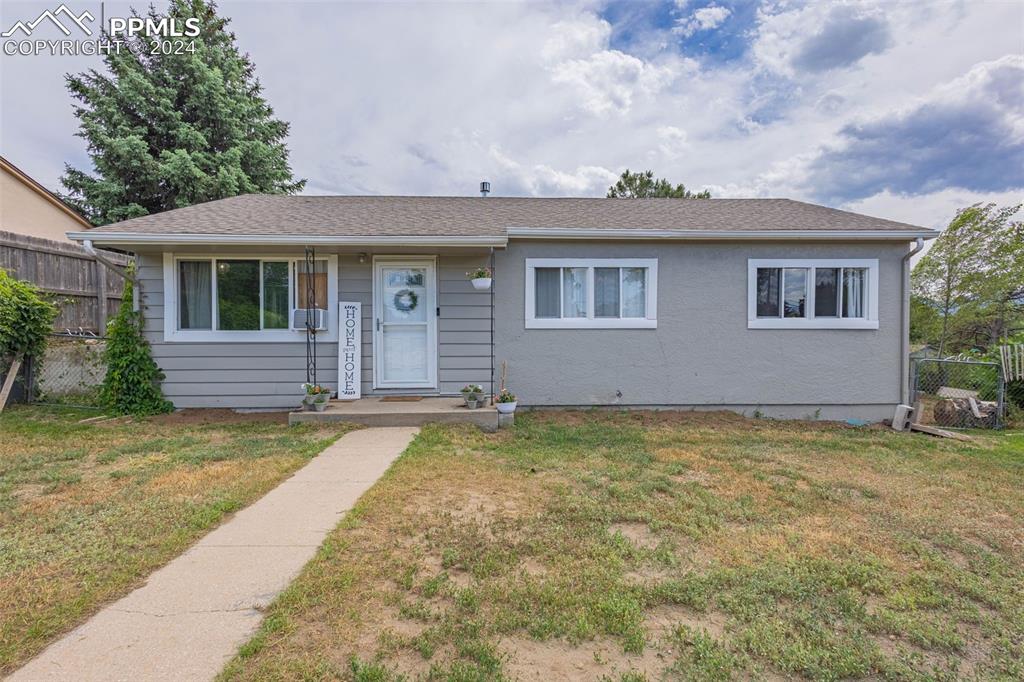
[{"xmin": 9, "ymin": 427, "xmax": 418, "ymax": 682}]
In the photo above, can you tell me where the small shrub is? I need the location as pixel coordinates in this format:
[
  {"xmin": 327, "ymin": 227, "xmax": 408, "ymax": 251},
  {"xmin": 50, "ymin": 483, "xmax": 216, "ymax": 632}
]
[{"xmin": 100, "ymin": 275, "xmax": 173, "ymax": 415}]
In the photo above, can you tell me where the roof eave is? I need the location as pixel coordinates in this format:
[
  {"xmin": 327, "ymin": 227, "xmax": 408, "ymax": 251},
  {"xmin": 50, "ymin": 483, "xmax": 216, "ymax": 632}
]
[
  {"xmin": 68, "ymin": 227, "xmax": 939, "ymax": 246},
  {"xmin": 67, "ymin": 232, "xmax": 509, "ymax": 247},
  {"xmin": 505, "ymin": 227, "xmax": 938, "ymax": 240}
]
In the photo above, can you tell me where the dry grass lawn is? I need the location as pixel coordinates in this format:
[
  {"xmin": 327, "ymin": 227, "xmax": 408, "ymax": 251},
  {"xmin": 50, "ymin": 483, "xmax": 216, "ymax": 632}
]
[
  {"xmin": 221, "ymin": 411, "xmax": 1024, "ymax": 681},
  {"xmin": 0, "ymin": 405, "xmax": 352, "ymax": 674}
]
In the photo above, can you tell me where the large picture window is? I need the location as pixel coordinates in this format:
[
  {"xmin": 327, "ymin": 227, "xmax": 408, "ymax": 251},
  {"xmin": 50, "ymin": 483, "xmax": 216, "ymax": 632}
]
[
  {"xmin": 747, "ymin": 259, "xmax": 879, "ymax": 329},
  {"xmin": 165, "ymin": 254, "xmax": 338, "ymax": 342},
  {"xmin": 525, "ymin": 258, "xmax": 657, "ymax": 329}
]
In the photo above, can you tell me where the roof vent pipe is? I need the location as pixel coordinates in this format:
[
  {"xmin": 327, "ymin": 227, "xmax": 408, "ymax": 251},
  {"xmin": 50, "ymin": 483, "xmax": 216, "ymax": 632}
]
[{"xmin": 480, "ymin": 181, "xmax": 490, "ymax": 197}]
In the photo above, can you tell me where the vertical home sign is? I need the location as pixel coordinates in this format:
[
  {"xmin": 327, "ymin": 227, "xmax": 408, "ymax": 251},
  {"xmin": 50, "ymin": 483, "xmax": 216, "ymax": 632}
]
[{"xmin": 338, "ymin": 302, "xmax": 361, "ymax": 400}]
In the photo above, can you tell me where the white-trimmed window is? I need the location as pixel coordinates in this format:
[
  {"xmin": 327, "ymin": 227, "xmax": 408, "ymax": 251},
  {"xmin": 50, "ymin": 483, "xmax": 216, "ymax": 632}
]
[
  {"xmin": 525, "ymin": 258, "xmax": 657, "ymax": 329},
  {"xmin": 747, "ymin": 259, "xmax": 879, "ymax": 329},
  {"xmin": 163, "ymin": 253, "xmax": 338, "ymax": 342}
]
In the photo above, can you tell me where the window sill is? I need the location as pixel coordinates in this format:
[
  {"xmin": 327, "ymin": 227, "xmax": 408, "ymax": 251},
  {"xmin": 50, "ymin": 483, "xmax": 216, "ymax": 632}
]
[
  {"xmin": 526, "ymin": 318, "xmax": 658, "ymax": 330},
  {"xmin": 163, "ymin": 329, "xmax": 338, "ymax": 343},
  {"xmin": 747, "ymin": 319, "xmax": 879, "ymax": 330}
]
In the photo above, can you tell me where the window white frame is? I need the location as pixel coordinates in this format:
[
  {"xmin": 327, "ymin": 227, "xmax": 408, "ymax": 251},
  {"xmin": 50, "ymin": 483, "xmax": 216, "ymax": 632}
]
[
  {"xmin": 747, "ymin": 258, "xmax": 879, "ymax": 330},
  {"xmin": 162, "ymin": 252, "xmax": 339, "ymax": 342},
  {"xmin": 525, "ymin": 258, "xmax": 658, "ymax": 329}
]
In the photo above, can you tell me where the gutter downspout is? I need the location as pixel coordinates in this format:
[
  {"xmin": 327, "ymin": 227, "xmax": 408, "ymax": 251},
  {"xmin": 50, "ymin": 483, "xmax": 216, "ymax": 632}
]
[
  {"xmin": 83, "ymin": 239, "xmax": 140, "ymax": 313},
  {"xmin": 82, "ymin": 239, "xmax": 137, "ymax": 283},
  {"xmin": 900, "ymin": 237, "xmax": 925, "ymax": 405}
]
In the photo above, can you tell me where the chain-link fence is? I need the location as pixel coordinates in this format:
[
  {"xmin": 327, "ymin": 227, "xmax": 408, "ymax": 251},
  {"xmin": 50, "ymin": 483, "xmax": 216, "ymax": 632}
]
[
  {"xmin": 910, "ymin": 358, "xmax": 1005, "ymax": 429},
  {"xmin": 29, "ymin": 333, "xmax": 107, "ymax": 407}
]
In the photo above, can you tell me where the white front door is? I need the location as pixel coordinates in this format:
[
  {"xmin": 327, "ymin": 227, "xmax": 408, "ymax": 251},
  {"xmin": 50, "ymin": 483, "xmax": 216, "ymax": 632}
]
[{"xmin": 373, "ymin": 258, "xmax": 437, "ymax": 389}]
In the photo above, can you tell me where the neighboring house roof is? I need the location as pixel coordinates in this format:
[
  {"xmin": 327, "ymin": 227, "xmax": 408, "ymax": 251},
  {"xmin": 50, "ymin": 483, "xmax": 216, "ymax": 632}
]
[
  {"xmin": 70, "ymin": 194, "xmax": 937, "ymax": 246},
  {"xmin": 0, "ymin": 156, "xmax": 92, "ymax": 232}
]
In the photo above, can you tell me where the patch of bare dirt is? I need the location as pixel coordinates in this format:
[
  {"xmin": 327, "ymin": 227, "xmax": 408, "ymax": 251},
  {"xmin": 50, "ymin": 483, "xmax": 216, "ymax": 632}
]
[
  {"xmin": 520, "ymin": 557, "xmax": 547, "ymax": 578},
  {"xmin": 142, "ymin": 409, "xmax": 290, "ymax": 426},
  {"xmin": 609, "ymin": 522, "xmax": 660, "ymax": 550},
  {"xmin": 871, "ymin": 634, "xmax": 949, "ymax": 671},
  {"xmin": 624, "ymin": 563, "xmax": 673, "ymax": 586},
  {"xmin": 644, "ymin": 604, "xmax": 728, "ymax": 642},
  {"xmin": 501, "ymin": 636, "xmax": 667, "ymax": 681},
  {"xmin": 444, "ymin": 490, "xmax": 522, "ymax": 524}
]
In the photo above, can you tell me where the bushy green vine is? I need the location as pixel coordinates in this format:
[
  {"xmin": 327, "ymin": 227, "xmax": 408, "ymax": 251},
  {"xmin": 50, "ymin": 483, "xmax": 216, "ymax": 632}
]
[
  {"xmin": 0, "ymin": 269, "xmax": 58, "ymax": 361},
  {"xmin": 100, "ymin": 274, "xmax": 173, "ymax": 415}
]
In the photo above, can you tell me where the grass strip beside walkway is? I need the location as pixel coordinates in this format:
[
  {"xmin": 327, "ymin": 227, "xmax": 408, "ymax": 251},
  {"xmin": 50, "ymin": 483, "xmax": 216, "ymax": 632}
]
[{"xmin": 0, "ymin": 406, "xmax": 351, "ymax": 674}]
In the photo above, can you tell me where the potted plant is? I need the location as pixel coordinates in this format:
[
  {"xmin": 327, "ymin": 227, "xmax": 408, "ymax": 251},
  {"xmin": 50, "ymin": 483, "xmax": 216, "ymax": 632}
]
[
  {"xmin": 467, "ymin": 266, "xmax": 492, "ymax": 291},
  {"xmin": 301, "ymin": 383, "xmax": 332, "ymax": 412},
  {"xmin": 460, "ymin": 384, "xmax": 484, "ymax": 408},
  {"xmin": 494, "ymin": 388, "xmax": 517, "ymax": 414}
]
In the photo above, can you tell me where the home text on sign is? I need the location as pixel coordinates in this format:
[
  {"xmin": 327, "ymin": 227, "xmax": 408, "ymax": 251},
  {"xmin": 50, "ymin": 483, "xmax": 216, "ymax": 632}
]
[{"xmin": 338, "ymin": 302, "xmax": 361, "ymax": 400}]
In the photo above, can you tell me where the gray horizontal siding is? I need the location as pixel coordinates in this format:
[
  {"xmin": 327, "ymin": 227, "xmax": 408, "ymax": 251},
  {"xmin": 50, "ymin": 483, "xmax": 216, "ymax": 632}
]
[
  {"xmin": 137, "ymin": 252, "xmax": 337, "ymax": 409},
  {"xmin": 339, "ymin": 254, "xmax": 493, "ymax": 397},
  {"xmin": 138, "ymin": 251, "xmax": 493, "ymax": 409}
]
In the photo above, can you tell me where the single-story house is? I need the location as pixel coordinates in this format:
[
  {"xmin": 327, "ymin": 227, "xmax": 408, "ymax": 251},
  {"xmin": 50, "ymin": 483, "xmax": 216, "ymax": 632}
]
[{"xmin": 70, "ymin": 195, "xmax": 937, "ymax": 421}]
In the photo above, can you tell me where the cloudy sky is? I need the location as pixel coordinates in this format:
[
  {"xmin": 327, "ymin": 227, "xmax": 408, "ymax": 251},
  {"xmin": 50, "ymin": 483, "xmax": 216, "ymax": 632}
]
[{"xmin": 1, "ymin": 0, "xmax": 1022, "ymax": 231}]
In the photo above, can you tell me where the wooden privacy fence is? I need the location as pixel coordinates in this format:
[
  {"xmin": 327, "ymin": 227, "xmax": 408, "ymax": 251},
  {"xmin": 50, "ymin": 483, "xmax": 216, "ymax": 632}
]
[
  {"xmin": 1000, "ymin": 344, "xmax": 1023, "ymax": 382},
  {"xmin": 0, "ymin": 231, "xmax": 131, "ymax": 333}
]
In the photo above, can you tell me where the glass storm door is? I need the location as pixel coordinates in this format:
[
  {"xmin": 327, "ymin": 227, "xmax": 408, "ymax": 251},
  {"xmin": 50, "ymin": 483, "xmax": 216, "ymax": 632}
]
[{"xmin": 374, "ymin": 260, "xmax": 437, "ymax": 388}]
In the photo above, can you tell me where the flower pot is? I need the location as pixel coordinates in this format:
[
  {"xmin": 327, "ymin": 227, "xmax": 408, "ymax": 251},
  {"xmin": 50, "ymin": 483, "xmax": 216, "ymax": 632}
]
[
  {"xmin": 302, "ymin": 395, "xmax": 316, "ymax": 411},
  {"xmin": 495, "ymin": 401, "xmax": 517, "ymax": 414},
  {"xmin": 312, "ymin": 396, "xmax": 330, "ymax": 412},
  {"xmin": 463, "ymin": 392, "xmax": 482, "ymax": 406},
  {"xmin": 466, "ymin": 398, "xmax": 479, "ymax": 409},
  {"xmin": 471, "ymin": 277, "xmax": 492, "ymax": 291}
]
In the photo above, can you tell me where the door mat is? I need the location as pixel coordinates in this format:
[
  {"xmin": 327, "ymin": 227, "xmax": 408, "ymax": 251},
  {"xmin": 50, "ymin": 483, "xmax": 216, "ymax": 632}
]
[{"xmin": 380, "ymin": 396, "xmax": 424, "ymax": 402}]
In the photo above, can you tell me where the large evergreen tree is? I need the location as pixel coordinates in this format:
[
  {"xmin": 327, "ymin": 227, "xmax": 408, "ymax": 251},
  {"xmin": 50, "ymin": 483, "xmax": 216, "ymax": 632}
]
[
  {"xmin": 61, "ymin": 0, "xmax": 304, "ymax": 225},
  {"xmin": 607, "ymin": 169, "xmax": 711, "ymax": 199}
]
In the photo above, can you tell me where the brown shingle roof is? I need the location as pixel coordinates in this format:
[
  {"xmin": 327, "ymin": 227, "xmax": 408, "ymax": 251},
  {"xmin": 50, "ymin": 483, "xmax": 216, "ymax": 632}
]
[{"xmin": 79, "ymin": 195, "xmax": 933, "ymax": 238}]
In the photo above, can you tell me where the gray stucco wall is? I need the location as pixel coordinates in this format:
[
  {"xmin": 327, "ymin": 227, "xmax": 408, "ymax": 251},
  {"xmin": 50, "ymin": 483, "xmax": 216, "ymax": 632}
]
[
  {"xmin": 138, "ymin": 251, "xmax": 492, "ymax": 409},
  {"xmin": 492, "ymin": 241, "xmax": 909, "ymax": 421}
]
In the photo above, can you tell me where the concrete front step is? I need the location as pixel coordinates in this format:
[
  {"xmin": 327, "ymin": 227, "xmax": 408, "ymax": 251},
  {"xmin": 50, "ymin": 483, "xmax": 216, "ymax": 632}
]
[{"xmin": 288, "ymin": 397, "xmax": 510, "ymax": 431}]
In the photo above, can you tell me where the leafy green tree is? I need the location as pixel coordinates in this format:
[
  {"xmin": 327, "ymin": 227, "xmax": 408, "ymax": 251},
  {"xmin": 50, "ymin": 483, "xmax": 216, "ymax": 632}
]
[
  {"xmin": 61, "ymin": 0, "xmax": 304, "ymax": 225},
  {"xmin": 912, "ymin": 203, "xmax": 1023, "ymax": 354},
  {"xmin": 606, "ymin": 169, "xmax": 711, "ymax": 199},
  {"xmin": 0, "ymin": 270, "xmax": 58, "ymax": 362},
  {"xmin": 909, "ymin": 294, "xmax": 942, "ymax": 346},
  {"xmin": 100, "ymin": 275, "xmax": 173, "ymax": 415}
]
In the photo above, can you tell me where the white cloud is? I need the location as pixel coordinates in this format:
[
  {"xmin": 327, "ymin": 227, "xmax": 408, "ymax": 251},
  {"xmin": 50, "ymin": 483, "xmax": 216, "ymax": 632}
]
[
  {"xmin": 550, "ymin": 50, "xmax": 678, "ymax": 116},
  {"xmin": 488, "ymin": 145, "xmax": 617, "ymax": 195},
  {"xmin": 0, "ymin": 0, "xmax": 1020, "ymax": 239},
  {"xmin": 673, "ymin": 5, "xmax": 731, "ymax": 39},
  {"xmin": 656, "ymin": 126, "xmax": 689, "ymax": 158}
]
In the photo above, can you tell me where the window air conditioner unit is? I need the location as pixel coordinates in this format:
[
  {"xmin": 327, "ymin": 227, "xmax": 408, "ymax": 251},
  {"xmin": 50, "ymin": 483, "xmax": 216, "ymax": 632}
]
[{"xmin": 291, "ymin": 308, "xmax": 326, "ymax": 331}]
